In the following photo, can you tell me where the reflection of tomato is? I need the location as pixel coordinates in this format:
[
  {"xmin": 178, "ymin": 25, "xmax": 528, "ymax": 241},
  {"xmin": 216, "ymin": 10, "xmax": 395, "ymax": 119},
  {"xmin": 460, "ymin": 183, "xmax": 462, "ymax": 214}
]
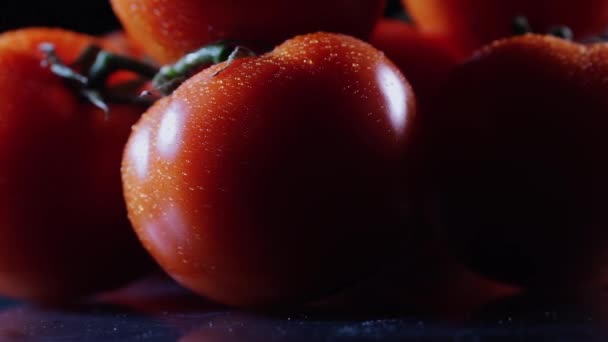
[
  {"xmin": 423, "ymin": 34, "xmax": 608, "ymax": 290},
  {"xmin": 403, "ymin": 0, "xmax": 608, "ymax": 54},
  {"xmin": 0, "ymin": 28, "xmax": 153, "ymax": 301},
  {"xmin": 110, "ymin": 0, "xmax": 387, "ymax": 63},
  {"xmin": 122, "ymin": 33, "xmax": 415, "ymax": 307}
]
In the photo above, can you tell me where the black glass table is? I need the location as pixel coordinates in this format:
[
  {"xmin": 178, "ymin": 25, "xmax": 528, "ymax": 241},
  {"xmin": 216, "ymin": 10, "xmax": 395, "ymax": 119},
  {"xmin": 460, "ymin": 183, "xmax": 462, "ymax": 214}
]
[{"xmin": 0, "ymin": 273, "xmax": 606, "ymax": 342}]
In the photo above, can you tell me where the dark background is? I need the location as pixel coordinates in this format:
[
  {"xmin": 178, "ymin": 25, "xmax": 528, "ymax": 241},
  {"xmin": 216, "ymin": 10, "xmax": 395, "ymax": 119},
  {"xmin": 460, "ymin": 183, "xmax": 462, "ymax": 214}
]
[
  {"xmin": 0, "ymin": 0, "xmax": 405, "ymax": 34},
  {"xmin": 0, "ymin": 2, "xmax": 120, "ymax": 34}
]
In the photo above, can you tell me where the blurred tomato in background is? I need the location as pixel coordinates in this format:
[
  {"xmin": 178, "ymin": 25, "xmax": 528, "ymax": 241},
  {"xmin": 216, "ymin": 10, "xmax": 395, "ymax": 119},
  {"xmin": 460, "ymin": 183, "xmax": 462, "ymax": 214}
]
[{"xmin": 403, "ymin": 0, "xmax": 608, "ymax": 54}]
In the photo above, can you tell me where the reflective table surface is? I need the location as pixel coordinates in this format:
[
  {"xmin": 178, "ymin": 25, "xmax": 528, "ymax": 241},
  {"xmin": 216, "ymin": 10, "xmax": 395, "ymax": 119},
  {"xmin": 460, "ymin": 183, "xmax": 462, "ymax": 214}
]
[{"xmin": 0, "ymin": 272, "xmax": 606, "ymax": 342}]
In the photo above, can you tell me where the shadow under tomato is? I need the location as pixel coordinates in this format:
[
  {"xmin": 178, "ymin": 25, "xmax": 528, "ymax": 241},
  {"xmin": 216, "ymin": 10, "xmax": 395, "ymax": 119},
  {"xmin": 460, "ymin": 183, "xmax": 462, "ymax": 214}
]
[
  {"xmin": 473, "ymin": 289, "xmax": 608, "ymax": 328},
  {"xmin": 95, "ymin": 273, "xmax": 224, "ymax": 316},
  {"xmin": 304, "ymin": 233, "xmax": 519, "ymax": 322}
]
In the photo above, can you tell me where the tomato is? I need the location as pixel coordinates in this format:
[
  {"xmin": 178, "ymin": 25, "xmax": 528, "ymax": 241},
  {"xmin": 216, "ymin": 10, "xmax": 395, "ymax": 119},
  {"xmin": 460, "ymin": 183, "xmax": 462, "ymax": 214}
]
[
  {"xmin": 369, "ymin": 19, "xmax": 462, "ymax": 111},
  {"xmin": 0, "ymin": 28, "xmax": 153, "ymax": 301},
  {"xmin": 101, "ymin": 31, "xmax": 146, "ymax": 59},
  {"xmin": 403, "ymin": 0, "xmax": 608, "ymax": 55},
  {"xmin": 110, "ymin": 0, "xmax": 387, "ymax": 64},
  {"xmin": 122, "ymin": 32, "xmax": 415, "ymax": 307},
  {"xmin": 422, "ymin": 34, "xmax": 608, "ymax": 290},
  {"xmin": 369, "ymin": 19, "xmax": 461, "ymax": 258},
  {"xmin": 0, "ymin": 28, "xmax": 103, "ymax": 62}
]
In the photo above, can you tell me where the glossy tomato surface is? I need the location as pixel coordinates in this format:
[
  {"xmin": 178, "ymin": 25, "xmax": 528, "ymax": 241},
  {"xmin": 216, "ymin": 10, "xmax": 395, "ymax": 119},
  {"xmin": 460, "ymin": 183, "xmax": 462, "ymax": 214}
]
[
  {"xmin": 370, "ymin": 19, "xmax": 461, "ymax": 111},
  {"xmin": 423, "ymin": 34, "xmax": 608, "ymax": 290},
  {"xmin": 403, "ymin": 0, "xmax": 608, "ymax": 54},
  {"xmin": 0, "ymin": 28, "xmax": 153, "ymax": 301},
  {"xmin": 122, "ymin": 32, "xmax": 415, "ymax": 307},
  {"xmin": 369, "ymin": 19, "xmax": 461, "ymax": 245},
  {"xmin": 110, "ymin": 0, "xmax": 387, "ymax": 63}
]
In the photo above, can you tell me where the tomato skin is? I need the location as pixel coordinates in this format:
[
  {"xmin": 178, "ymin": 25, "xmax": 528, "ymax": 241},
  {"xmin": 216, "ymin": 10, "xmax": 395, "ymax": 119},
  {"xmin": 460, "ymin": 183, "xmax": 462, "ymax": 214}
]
[
  {"xmin": 403, "ymin": 0, "xmax": 608, "ymax": 55},
  {"xmin": 369, "ymin": 20, "xmax": 461, "ymax": 245},
  {"xmin": 370, "ymin": 19, "xmax": 462, "ymax": 111},
  {"xmin": 0, "ymin": 28, "xmax": 153, "ymax": 301},
  {"xmin": 0, "ymin": 28, "xmax": 103, "ymax": 61},
  {"xmin": 101, "ymin": 31, "xmax": 146, "ymax": 59},
  {"xmin": 424, "ymin": 34, "xmax": 608, "ymax": 290},
  {"xmin": 122, "ymin": 32, "xmax": 415, "ymax": 307},
  {"xmin": 110, "ymin": 0, "xmax": 386, "ymax": 64}
]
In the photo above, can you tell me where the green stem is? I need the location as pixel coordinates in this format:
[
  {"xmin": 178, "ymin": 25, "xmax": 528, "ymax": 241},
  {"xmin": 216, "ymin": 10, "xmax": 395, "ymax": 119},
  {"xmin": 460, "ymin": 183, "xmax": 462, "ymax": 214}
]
[
  {"xmin": 512, "ymin": 15, "xmax": 573, "ymax": 41},
  {"xmin": 153, "ymin": 41, "xmax": 256, "ymax": 95},
  {"xmin": 88, "ymin": 50, "xmax": 159, "ymax": 88},
  {"xmin": 512, "ymin": 15, "xmax": 532, "ymax": 36},
  {"xmin": 39, "ymin": 41, "xmax": 256, "ymax": 112},
  {"xmin": 39, "ymin": 43, "xmax": 88, "ymax": 86},
  {"xmin": 71, "ymin": 45, "xmax": 103, "ymax": 69},
  {"xmin": 40, "ymin": 42, "xmax": 157, "ymax": 112},
  {"xmin": 547, "ymin": 26, "xmax": 574, "ymax": 40}
]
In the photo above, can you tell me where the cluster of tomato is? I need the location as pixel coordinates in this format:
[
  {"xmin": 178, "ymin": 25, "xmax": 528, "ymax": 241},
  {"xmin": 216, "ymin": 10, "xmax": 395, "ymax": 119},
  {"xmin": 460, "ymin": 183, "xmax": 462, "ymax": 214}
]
[{"xmin": 1, "ymin": 0, "xmax": 607, "ymax": 312}]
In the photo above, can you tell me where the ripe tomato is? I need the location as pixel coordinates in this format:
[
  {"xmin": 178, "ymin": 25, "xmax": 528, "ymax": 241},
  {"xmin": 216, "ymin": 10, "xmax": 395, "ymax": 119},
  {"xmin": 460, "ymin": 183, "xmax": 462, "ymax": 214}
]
[
  {"xmin": 370, "ymin": 19, "xmax": 462, "ymax": 111},
  {"xmin": 0, "ymin": 28, "xmax": 102, "ymax": 61},
  {"xmin": 423, "ymin": 34, "xmax": 608, "ymax": 290},
  {"xmin": 369, "ymin": 19, "xmax": 461, "ymax": 248},
  {"xmin": 122, "ymin": 32, "xmax": 415, "ymax": 307},
  {"xmin": 101, "ymin": 31, "xmax": 145, "ymax": 59},
  {"xmin": 110, "ymin": 0, "xmax": 387, "ymax": 63},
  {"xmin": 403, "ymin": 0, "xmax": 608, "ymax": 54},
  {"xmin": 0, "ymin": 28, "xmax": 153, "ymax": 301}
]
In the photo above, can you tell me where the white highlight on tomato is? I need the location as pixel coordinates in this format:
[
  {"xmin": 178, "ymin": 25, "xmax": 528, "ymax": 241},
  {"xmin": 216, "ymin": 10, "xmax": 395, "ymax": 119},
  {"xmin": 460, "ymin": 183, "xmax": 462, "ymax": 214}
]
[
  {"xmin": 157, "ymin": 102, "xmax": 185, "ymax": 160},
  {"xmin": 129, "ymin": 125, "xmax": 151, "ymax": 180},
  {"xmin": 377, "ymin": 63, "xmax": 408, "ymax": 135}
]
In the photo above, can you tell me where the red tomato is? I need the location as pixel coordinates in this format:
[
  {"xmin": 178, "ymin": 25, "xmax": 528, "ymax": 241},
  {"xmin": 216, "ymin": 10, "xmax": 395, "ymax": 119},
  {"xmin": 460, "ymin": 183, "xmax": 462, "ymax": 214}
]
[
  {"xmin": 110, "ymin": 0, "xmax": 387, "ymax": 63},
  {"xmin": 369, "ymin": 19, "xmax": 462, "ymax": 254},
  {"xmin": 403, "ymin": 0, "xmax": 608, "ymax": 54},
  {"xmin": 423, "ymin": 34, "xmax": 608, "ymax": 290},
  {"xmin": 0, "ymin": 28, "xmax": 103, "ymax": 61},
  {"xmin": 0, "ymin": 28, "xmax": 153, "ymax": 301},
  {"xmin": 370, "ymin": 19, "xmax": 462, "ymax": 111},
  {"xmin": 101, "ymin": 30, "xmax": 146, "ymax": 59},
  {"xmin": 122, "ymin": 32, "xmax": 415, "ymax": 307}
]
